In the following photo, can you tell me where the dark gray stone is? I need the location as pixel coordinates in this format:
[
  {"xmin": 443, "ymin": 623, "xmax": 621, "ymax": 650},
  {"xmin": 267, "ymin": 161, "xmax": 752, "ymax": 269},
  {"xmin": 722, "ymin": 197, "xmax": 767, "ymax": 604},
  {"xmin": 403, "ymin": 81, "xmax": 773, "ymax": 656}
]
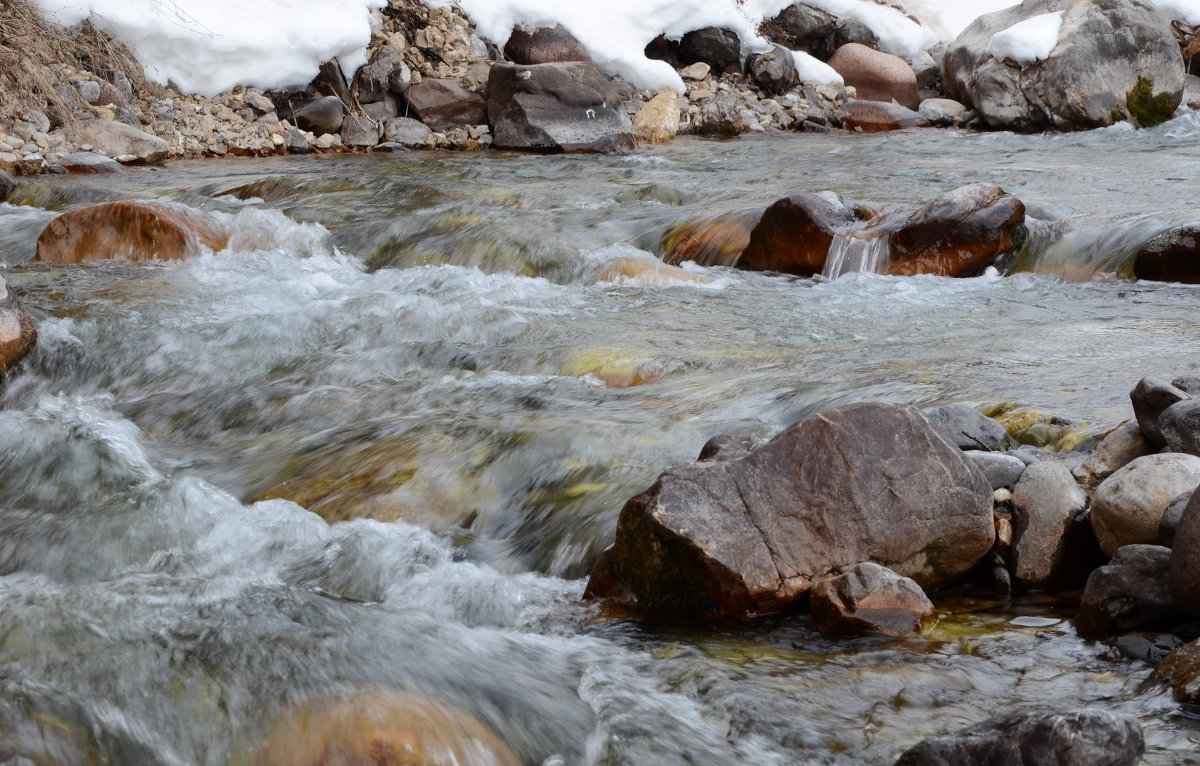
[
  {"xmin": 1130, "ymin": 375, "xmax": 1189, "ymax": 446},
  {"xmin": 747, "ymin": 45, "xmax": 798, "ymax": 96},
  {"xmin": 1172, "ymin": 487, "xmax": 1200, "ymax": 615},
  {"xmin": 1133, "ymin": 225, "xmax": 1200, "ymax": 284},
  {"xmin": 1160, "ymin": 398, "xmax": 1200, "ymax": 456},
  {"xmin": 585, "ymin": 402, "xmax": 994, "ymax": 618},
  {"xmin": 966, "ymin": 451, "xmax": 1027, "ymax": 489},
  {"xmin": 487, "ymin": 62, "xmax": 636, "ymax": 153},
  {"xmin": 1010, "ymin": 461, "xmax": 1093, "ymax": 590},
  {"xmin": 284, "ymin": 127, "xmax": 310, "ymax": 154},
  {"xmin": 405, "ymin": 79, "xmax": 487, "ymax": 132},
  {"xmin": 340, "ymin": 115, "xmax": 381, "ymax": 147},
  {"xmin": 924, "ymin": 404, "xmax": 1014, "ymax": 451},
  {"xmin": 894, "ymin": 709, "xmax": 1144, "ymax": 766},
  {"xmin": 290, "ymin": 96, "xmax": 345, "ymax": 136},
  {"xmin": 678, "ymin": 27, "xmax": 743, "ymax": 73},
  {"xmin": 362, "ymin": 96, "xmax": 401, "ymax": 121},
  {"xmin": 762, "ymin": 3, "xmax": 838, "ymax": 60},
  {"xmin": 1160, "ymin": 489, "xmax": 1192, "ymax": 546},
  {"xmin": 697, "ymin": 433, "xmax": 767, "ymax": 463},
  {"xmin": 54, "ymin": 152, "xmax": 126, "ymax": 174},
  {"xmin": 1076, "ymin": 544, "xmax": 1184, "ymax": 637}
]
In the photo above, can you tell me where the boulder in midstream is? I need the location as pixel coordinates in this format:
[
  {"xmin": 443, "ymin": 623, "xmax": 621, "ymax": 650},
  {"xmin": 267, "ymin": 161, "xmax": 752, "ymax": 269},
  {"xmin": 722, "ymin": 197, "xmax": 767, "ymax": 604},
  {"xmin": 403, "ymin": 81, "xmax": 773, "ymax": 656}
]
[{"xmin": 35, "ymin": 202, "xmax": 228, "ymax": 264}]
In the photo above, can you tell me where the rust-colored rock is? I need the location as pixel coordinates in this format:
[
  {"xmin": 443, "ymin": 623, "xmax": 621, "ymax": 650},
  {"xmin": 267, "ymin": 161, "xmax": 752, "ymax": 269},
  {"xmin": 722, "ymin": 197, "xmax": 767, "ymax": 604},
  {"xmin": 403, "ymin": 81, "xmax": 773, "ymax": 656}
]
[
  {"xmin": 35, "ymin": 202, "xmax": 228, "ymax": 264},
  {"xmin": 0, "ymin": 276, "xmax": 37, "ymax": 373},
  {"xmin": 738, "ymin": 193, "xmax": 875, "ymax": 275},
  {"xmin": 810, "ymin": 562, "xmax": 937, "ymax": 637},
  {"xmin": 254, "ymin": 689, "xmax": 520, "ymax": 766},
  {"xmin": 1152, "ymin": 638, "xmax": 1200, "ymax": 703},
  {"xmin": 840, "ymin": 100, "xmax": 929, "ymax": 132},
  {"xmin": 504, "ymin": 25, "xmax": 590, "ymax": 64},
  {"xmin": 660, "ymin": 209, "xmax": 761, "ymax": 267},
  {"xmin": 585, "ymin": 402, "xmax": 995, "ymax": 618},
  {"xmin": 829, "ymin": 42, "xmax": 919, "ymax": 109},
  {"xmin": 887, "ymin": 183, "xmax": 1025, "ymax": 277}
]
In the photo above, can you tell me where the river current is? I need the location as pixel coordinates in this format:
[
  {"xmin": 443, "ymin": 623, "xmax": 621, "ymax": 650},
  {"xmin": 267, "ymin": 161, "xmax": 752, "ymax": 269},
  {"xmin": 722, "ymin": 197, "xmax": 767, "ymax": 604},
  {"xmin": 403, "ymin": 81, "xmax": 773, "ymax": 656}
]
[{"xmin": 2, "ymin": 115, "xmax": 1200, "ymax": 764}]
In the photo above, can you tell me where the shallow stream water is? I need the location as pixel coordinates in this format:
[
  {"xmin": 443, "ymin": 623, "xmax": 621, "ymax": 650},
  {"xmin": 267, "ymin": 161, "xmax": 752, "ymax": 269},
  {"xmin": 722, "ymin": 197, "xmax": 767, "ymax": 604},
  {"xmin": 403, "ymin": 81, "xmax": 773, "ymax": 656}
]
[{"xmin": 2, "ymin": 115, "xmax": 1200, "ymax": 764}]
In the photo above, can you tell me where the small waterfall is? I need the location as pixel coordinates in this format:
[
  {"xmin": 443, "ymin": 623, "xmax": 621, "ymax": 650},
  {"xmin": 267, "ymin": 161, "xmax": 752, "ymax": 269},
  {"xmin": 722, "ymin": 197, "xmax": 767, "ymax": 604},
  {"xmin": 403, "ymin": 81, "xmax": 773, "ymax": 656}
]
[{"xmin": 822, "ymin": 232, "xmax": 890, "ymax": 279}]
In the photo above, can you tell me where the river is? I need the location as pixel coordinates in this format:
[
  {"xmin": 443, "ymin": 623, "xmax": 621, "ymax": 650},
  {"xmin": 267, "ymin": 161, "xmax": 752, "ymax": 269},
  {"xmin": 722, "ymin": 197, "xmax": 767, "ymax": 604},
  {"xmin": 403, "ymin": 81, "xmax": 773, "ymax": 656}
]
[{"xmin": 2, "ymin": 114, "xmax": 1200, "ymax": 764}]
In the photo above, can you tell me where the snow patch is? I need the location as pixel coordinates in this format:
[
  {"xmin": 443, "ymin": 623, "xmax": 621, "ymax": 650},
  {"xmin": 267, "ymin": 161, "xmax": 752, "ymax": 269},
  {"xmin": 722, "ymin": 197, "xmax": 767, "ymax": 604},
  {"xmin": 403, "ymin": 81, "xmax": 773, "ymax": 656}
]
[
  {"xmin": 987, "ymin": 11, "xmax": 1064, "ymax": 66},
  {"xmin": 792, "ymin": 51, "xmax": 843, "ymax": 86}
]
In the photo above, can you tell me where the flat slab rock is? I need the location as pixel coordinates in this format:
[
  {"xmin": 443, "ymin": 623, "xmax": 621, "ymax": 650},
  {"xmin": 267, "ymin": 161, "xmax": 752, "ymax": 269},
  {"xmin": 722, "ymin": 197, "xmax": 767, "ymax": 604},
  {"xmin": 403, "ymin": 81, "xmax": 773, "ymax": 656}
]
[
  {"xmin": 585, "ymin": 402, "xmax": 994, "ymax": 618},
  {"xmin": 893, "ymin": 709, "xmax": 1145, "ymax": 766}
]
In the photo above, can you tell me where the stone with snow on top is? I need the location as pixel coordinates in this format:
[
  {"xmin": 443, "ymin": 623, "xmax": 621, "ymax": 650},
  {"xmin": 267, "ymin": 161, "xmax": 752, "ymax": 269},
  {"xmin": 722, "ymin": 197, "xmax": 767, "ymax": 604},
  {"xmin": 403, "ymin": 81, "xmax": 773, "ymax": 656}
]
[
  {"xmin": 67, "ymin": 120, "xmax": 167, "ymax": 165},
  {"xmin": 886, "ymin": 183, "xmax": 1025, "ymax": 277},
  {"xmin": 35, "ymin": 202, "xmax": 227, "ymax": 264},
  {"xmin": 1072, "ymin": 422, "xmax": 1154, "ymax": 489},
  {"xmin": 633, "ymin": 89, "xmax": 680, "ymax": 144},
  {"xmin": 739, "ymin": 192, "xmax": 874, "ymax": 276},
  {"xmin": 584, "ymin": 402, "xmax": 995, "ymax": 618},
  {"xmin": 405, "ymin": 79, "xmax": 487, "ymax": 133},
  {"xmin": 504, "ymin": 25, "xmax": 590, "ymax": 64},
  {"xmin": 810, "ymin": 562, "xmax": 937, "ymax": 637},
  {"xmin": 828, "ymin": 43, "xmax": 918, "ymax": 109},
  {"xmin": 1076, "ymin": 544, "xmax": 1182, "ymax": 637},
  {"xmin": 1010, "ymin": 461, "xmax": 1095, "ymax": 590},
  {"xmin": 383, "ymin": 117, "xmax": 433, "ymax": 147},
  {"xmin": 487, "ymin": 62, "xmax": 635, "ymax": 153},
  {"xmin": 1091, "ymin": 453, "xmax": 1200, "ymax": 555},
  {"xmin": 747, "ymin": 45, "xmax": 798, "ymax": 96},
  {"xmin": 894, "ymin": 709, "xmax": 1144, "ymax": 766},
  {"xmin": 0, "ymin": 276, "xmax": 36, "ymax": 374},
  {"xmin": 840, "ymin": 100, "xmax": 928, "ymax": 132},
  {"xmin": 762, "ymin": 3, "xmax": 839, "ymax": 60},
  {"xmin": 918, "ymin": 97, "xmax": 967, "ymax": 125},
  {"xmin": 1133, "ymin": 225, "xmax": 1200, "ymax": 284},
  {"xmin": 355, "ymin": 46, "xmax": 411, "ymax": 103},
  {"xmin": 678, "ymin": 27, "xmax": 742, "ymax": 74},
  {"xmin": 943, "ymin": 0, "xmax": 1184, "ymax": 131},
  {"xmin": 55, "ymin": 152, "xmax": 126, "ymax": 174}
]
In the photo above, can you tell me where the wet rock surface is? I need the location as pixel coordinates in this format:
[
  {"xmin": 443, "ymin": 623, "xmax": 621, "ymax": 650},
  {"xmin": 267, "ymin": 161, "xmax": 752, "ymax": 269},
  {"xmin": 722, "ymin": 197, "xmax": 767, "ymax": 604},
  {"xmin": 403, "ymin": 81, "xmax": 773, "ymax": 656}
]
[
  {"xmin": 1076, "ymin": 545, "xmax": 1183, "ymax": 637},
  {"xmin": 34, "ymin": 201, "xmax": 228, "ymax": 264},
  {"xmin": 1134, "ymin": 225, "xmax": 1200, "ymax": 284},
  {"xmin": 738, "ymin": 192, "xmax": 872, "ymax": 275},
  {"xmin": 1010, "ymin": 461, "xmax": 1092, "ymax": 591},
  {"xmin": 810, "ymin": 562, "xmax": 937, "ymax": 637},
  {"xmin": 0, "ymin": 275, "xmax": 36, "ymax": 373}
]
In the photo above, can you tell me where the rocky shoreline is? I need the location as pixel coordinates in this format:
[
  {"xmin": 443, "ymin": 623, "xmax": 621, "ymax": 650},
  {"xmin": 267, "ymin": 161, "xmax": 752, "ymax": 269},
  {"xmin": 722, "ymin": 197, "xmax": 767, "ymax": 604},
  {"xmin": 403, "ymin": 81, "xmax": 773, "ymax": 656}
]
[{"xmin": 0, "ymin": 0, "xmax": 1198, "ymax": 174}]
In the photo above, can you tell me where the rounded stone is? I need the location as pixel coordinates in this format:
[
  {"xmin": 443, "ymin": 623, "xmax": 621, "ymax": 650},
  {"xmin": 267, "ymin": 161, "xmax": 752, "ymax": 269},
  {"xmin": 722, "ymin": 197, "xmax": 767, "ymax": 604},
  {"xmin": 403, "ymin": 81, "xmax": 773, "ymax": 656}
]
[{"xmin": 1091, "ymin": 453, "xmax": 1200, "ymax": 556}]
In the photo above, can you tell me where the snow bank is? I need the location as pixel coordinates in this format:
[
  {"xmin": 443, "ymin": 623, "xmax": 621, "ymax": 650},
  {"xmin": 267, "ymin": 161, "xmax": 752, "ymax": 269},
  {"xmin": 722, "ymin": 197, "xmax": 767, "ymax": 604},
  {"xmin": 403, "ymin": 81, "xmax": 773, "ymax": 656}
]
[
  {"xmin": 792, "ymin": 51, "xmax": 843, "ymax": 87},
  {"xmin": 30, "ymin": 0, "xmax": 384, "ymax": 97},
  {"xmin": 987, "ymin": 11, "xmax": 1064, "ymax": 65}
]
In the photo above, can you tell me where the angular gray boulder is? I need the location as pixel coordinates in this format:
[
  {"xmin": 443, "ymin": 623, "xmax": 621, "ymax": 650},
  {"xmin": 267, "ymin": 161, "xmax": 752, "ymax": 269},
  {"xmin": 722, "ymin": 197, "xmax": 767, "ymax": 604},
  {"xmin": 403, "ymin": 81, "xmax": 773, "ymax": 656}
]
[
  {"xmin": 1010, "ymin": 461, "xmax": 1092, "ymax": 590},
  {"xmin": 1076, "ymin": 545, "xmax": 1182, "ymax": 637},
  {"xmin": 942, "ymin": 0, "xmax": 1184, "ymax": 131},
  {"xmin": 487, "ymin": 62, "xmax": 636, "ymax": 153},
  {"xmin": 585, "ymin": 402, "xmax": 994, "ymax": 618},
  {"xmin": 894, "ymin": 709, "xmax": 1144, "ymax": 766},
  {"xmin": 67, "ymin": 120, "xmax": 169, "ymax": 164},
  {"xmin": 1130, "ymin": 375, "xmax": 1189, "ymax": 445}
]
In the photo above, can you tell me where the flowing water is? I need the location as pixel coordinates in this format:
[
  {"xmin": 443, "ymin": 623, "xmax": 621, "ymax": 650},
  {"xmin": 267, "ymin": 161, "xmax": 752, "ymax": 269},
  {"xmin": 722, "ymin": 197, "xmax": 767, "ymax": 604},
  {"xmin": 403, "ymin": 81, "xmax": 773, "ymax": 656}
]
[{"xmin": 2, "ymin": 113, "xmax": 1200, "ymax": 764}]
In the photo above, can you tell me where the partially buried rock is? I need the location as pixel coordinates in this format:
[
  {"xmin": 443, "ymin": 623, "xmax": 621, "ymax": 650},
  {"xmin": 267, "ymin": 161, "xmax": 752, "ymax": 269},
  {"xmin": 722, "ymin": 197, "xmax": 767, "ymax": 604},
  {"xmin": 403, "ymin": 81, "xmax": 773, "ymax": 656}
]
[
  {"xmin": 840, "ymin": 100, "xmax": 929, "ymax": 132},
  {"xmin": 1075, "ymin": 544, "xmax": 1183, "ymax": 638},
  {"xmin": 35, "ymin": 202, "xmax": 227, "ymax": 264},
  {"xmin": 886, "ymin": 183, "xmax": 1026, "ymax": 277},
  {"xmin": 918, "ymin": 97, "xmax": 968, "ymax": 126},
  {"xmin": 810, "ymin": 562, "xmax": 937, "ymax": 637},
  {"xmin": 255, "ymin": 689, "xmax": 519, "ymax": 766},
  {"xmin": 1133, "ymin": 225, "xmax": 1200, "ymax": 284},
  {"xmin": 584, "ymin": 402, "xmax": 995, "ymax": 618},
  {"xmin": 738, "ymin": 192, "xmax": 874, "ymax": 275},
  {"xmin": 67, "ymin": 119, "xmax": 168, "ymax": 164},
  {"xmin": 54, "ymin": 152, "xmax": 126, "ymax": 174},
  {"xmin": 923, "ymin": 403, "xmax": 1014, "ymax": 451},
  {"xmin": 633, "ymin": 88, "xmax": 680, "ymax": 144},
  {"xmin": 1090, "ymin": 453, "xmax": 1200, "ymax": 555},
  {"xmin": 593, "ymin": 257, "xmax": 711, "ymax": 286},
  {"xmin": 340, "ymin": 115, "xmax": 381, "ymax": 147},
  {"xmin": 1130, "ymin": 375, "xmax": 1189, "ymax": 446},
  {"xmin": 1010, "ymin": 461, "xmax": 1094, "ymax": 591},
  {"xmin": 893, "ymin": 709, "xmax": 1144, "ymax": 766},
  {"xmin": 828, "ymin": 42, "xmax": 918, "ymax": 109},
  {"xmin": 504, "ymin": 25, "xmax": 590, "ymax": 64},
  {"xmin": 405, "ymin": 79, "xmax": 487, "ymax": 132},
  {"xmin": 1171, "ymin": 487, "xmax": 1200, "ymax": 615},
  {"xmin": 1072, "ymin": 421, "xmax": 1155, "ymax": 490},
  {"xmin": 0, "ymin": 275, "xmax": 37, "ymax": 373},
  {"xmin": 747, "ymin": 45, "xmax": 798, "ymax": 96},
  {"xmin": 488, "ymin": 62, "xmax": 636, "ymax": 153}
]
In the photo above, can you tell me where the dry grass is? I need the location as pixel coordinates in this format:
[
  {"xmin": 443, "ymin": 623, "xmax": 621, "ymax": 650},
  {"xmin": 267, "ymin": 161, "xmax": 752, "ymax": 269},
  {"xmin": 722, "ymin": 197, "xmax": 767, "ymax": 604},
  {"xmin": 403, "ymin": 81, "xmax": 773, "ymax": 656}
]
[{"xmin": 0, "ymin": 0, "xmax": 157, "ymax": 124}]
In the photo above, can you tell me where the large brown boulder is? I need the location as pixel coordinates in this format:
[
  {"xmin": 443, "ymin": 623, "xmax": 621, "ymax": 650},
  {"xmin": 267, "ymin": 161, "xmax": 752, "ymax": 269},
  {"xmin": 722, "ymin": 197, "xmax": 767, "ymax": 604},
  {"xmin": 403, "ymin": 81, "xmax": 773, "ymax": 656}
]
[
  {"xmin": 738, "ymin": 193, "xmax": 875, "ymax": 275},
  {"xmin": 255, "ymin": 690, "xmax": 519, "ymax": 766},
  {"xmin": 35, "ymin": 202, "xmax": 228, "ymax": 264},
  {"xmin": 0, "ymin": 275, "xmax": 36, "ymax": 373},
  {"xmin": 504, "ymin": 25, "xmax": 590, "ymax": 64},
  {"xmin": 1171, "ymin": 487, "xmax": 1200, "ymax": 615},
  {"xmin": 404, "ymin": 79, "xmax": 488, "ymax": 132},
  {"xmin": 828, "ymin": 43, "xmax": 919, "ymax": 109},
  {"xmin": 1133, "ymin": 225, "xmax": 1200, "ymax": 283},
  {"xmin": 886, "ymin": 184, "xmax": 1026, "ymax": 277},
  {"xmin": 487, "ymin": 62, "xmax": 636, "ymax": 153},
  {"xmin": 584, "ymin": 402, "xmax": 995, "ymax": 618}
]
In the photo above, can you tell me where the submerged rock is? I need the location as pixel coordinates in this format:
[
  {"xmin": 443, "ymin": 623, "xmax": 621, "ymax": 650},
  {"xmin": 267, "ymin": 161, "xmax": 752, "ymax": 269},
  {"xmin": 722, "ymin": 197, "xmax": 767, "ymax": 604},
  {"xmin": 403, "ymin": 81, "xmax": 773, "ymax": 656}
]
[
  {"xmin": 0, "ymin": 275, "xmax": 36, "ymax": 374},
  {"xmin": 659, "ymin": 209, "xmax": 761, "ymax": 267},
  {"xmin": 828, "ymin": 43, "xmax": 918, "ymax": 109},
  {"xmin": 487, "ymin": 62, "xmax": 636, "ymax": 153},
  {"xmin": 255, "ymin": 689, "xmax": 519, "ymax": 766},
  {"xmin": 886, "ymin": 184, "xmax": 1026, "ymax": 277},
  {"xmin": 1133, "ymin": 224, "xmax": 1200, "ymax": 284},
  {"xmin": 584, "ymin": 402, "xmax": 994, "ymax": 618},
  {"xmin": 1010, "ymin": 461, "xmax": 1093, "ymax": 591},
  {"xmin": 504, "ymin": 25, "xmax": 590, "ymax": 64},
  {"xmin": 942, "ymin": 0, "xmax": 1184, "ymax": 131},
  {"xmin": 35, "ymin": 202, "xmax": 228, "ymax": 264},
  {"xmin": 54, "ymin": 152, "xmax": 126, "ymax": 174},
  {"xmin": 894, "ymin": 709, "xmax": 1144, "ymax": 766},
  {"xmin": 739, "ymin": 192, "xmax": 873, "ymax": 275},
  {"xmin": 810, "ymin": 562, "xmax": 937, "ymax": 637},
  {"xmin": 1076, "ymin": 545, "xmax": 1183, "ymax": 637},
  {"xmin": 1091, "ymin": 453, "xmax": 1200, "ymax": 555}
]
